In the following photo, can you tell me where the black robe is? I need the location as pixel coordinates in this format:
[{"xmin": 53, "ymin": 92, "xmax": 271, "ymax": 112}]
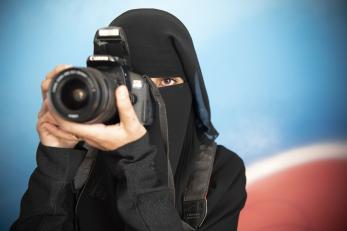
[{"xmin": 10, "ymin": 131, "xmax": 246, "ymax": 231}]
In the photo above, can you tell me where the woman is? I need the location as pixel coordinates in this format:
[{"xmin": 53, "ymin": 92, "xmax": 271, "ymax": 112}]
[{"xmin": 11, "ymin": 8, "xmax": 247, "ymax": 231}]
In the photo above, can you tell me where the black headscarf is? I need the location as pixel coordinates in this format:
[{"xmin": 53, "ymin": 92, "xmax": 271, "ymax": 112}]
[{"xmin": 110, "ymin": 9, "xmax": 219, "ymax": 200}]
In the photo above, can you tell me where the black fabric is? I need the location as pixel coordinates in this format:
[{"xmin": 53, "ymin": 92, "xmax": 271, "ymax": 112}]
[
  {"xmin": 109, "ymin": 8, "xmax": 219, "ymax": 144},
  {"xmin": 10, "ymin": 134, "xmax": 247, "ymax": 231},
  {"xmin": 10, "ymin": 143, "xmax": 87, "ymax": 231},
  {"xmin": 157, "ymin": 83, "xmax": 192, "ymax": 174},
  {"xmin": 109, "ymin": 8, "xmax": 211, "ymax": 183},
  {"xmin": 101, "ymin": 133, "xmax": 184, "ymax": 231}
]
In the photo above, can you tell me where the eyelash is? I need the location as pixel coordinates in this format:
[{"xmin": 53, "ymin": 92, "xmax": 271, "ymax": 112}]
[{"xmin": 160, "ymin": 78, "xmax": 177, "ymax": 87}]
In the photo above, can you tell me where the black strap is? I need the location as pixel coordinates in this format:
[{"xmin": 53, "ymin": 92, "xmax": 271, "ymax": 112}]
[
  {"xmin": 182, "ymin": 141, "xmax": 217, "ymax": 230},
  {"xmin": 73, "ymin": 143, "xmax": 98, "ymax": 190}
]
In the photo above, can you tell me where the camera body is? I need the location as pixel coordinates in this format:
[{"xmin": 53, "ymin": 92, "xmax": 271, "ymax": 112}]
[{"xmin": 48, "ymin": 27, "xmax": 154, "ymax": 125}]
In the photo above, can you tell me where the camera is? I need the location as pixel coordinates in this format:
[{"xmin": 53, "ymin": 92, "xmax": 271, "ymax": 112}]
[{"xmin": 47, "ymin": 27, "xmax": 154, "ymax": 125}]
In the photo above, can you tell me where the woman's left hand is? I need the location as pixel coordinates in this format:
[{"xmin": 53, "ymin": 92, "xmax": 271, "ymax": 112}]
[{"xmin": 48, "ymin": 85, "xmax": 147, "ymax": 151}]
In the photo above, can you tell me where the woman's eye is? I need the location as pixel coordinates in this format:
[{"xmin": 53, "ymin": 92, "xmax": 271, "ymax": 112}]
[
  {"xmin": 160, "ymin": 78, "xmax": 177, "ymax": 87},
  {"xmin": 149, "ymin": 76, "xmax": 184, "ymax": 88}
]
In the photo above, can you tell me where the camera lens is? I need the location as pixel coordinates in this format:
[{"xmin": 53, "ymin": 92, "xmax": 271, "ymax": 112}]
[
  {"xmin": 48, "ymin": 67, "xmax": 120, "ymax": 124},
  {"xmin": 60, "ymin": 78, "xmax": 89, "ymax": 110}
]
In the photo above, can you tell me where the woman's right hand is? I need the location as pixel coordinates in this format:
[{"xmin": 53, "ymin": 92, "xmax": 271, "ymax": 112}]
[{"xmin": 36, "ymin": 65, "xmax": 80, "ymax": 148}]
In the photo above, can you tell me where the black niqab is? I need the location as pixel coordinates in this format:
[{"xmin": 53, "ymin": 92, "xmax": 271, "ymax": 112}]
[{"xmin": 110, "ymin": 9, "xmax": 219, "ymax": 181}]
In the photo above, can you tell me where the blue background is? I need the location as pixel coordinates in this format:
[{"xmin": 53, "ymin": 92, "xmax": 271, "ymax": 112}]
[{"xmin": 1, "ymin": 0, "xmax": 346, "ymax": 230}]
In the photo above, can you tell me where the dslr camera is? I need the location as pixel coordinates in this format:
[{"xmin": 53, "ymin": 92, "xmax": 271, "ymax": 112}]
[{"xmin": 48, "ymin": 27, "xmax": 154, "ymax": 125}]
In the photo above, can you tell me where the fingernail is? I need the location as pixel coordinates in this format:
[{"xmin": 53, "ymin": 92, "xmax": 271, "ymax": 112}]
[
  {"xmin": 118, "ymin": 85, "xmax": 127, "ymax": 99},
  {"xmin": 63, "ymin": 64, "xmax": 73, "ymax": 69}
]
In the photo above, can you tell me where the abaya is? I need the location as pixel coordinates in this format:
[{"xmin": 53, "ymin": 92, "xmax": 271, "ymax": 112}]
[{"xmin": 10, "ymin": 8, "xmax": 247, "ymax": 231}]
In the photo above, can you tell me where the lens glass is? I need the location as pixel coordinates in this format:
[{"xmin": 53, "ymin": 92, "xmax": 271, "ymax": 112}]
[{"xmin": 60, "ymin": 78, "xmax": 89, "ymax": 110}]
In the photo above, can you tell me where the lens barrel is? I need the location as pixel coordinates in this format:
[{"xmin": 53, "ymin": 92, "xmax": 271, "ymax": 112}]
[{"xmin": 48, "ymin": 67, "xmax": 119, "ymax": 124}]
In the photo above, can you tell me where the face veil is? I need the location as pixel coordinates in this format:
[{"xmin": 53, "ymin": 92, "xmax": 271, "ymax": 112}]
[{"xmin": 109, "ymin": 9, "xmax": 219, "ymax": 183}]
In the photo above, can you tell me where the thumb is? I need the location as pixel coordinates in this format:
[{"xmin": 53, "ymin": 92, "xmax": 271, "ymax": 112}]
[{"xmin": 115, "ymin": 85, "xmax": 140, "ymax": 128}]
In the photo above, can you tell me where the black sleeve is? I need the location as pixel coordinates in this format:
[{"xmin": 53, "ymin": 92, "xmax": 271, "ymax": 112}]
[
  {"xmin": 10, "ymin": 142, "xmax": 87, "ymax": 231},
  {"xmin": 100, "ymin": 132, "xmax": 186, "ymax": 231},
  {"xmin": 198, "ymin": 146, "xmax": 247, "ymax": 231}
]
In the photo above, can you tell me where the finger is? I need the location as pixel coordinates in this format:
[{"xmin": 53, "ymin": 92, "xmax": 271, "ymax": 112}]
[
  {"xmin": 83, "ymin": 138, "xmax": 104, "ymax": 150},
  {"xmin": 38, "ymin": 99, "xmax": 48, "ymax": 119},
  {"xmin": 44, "ymin": 111, "xmax": 60, "ymax": 126},
  {"xmin": 50, "ymin": 113, "xmax": 106, "ymax": 141},
  {"xmin": 43, "ymin": 123, "xmax": 79, "ymax": 141},
  {"xmin": 38, "ymin": 98, "xmax": 51, "ymax": 119},
  {"xmin": 47, "ymin": 102, "xmax": 108, "ymax": 142},
  {"xmin": 38, "ymin": 100, "xmax": 58, "ymax": 124},
  {"xmin": 45, "ymin": 64, "xmax": 73, "ymax": 80},
  {"xmin": 41, "ymin": 79, "xmax": 51, "ymax": 100},
  {"xmin": 115, "ymin": 85, "xmax": 140, "ymax": 129},
  {"xmin": 41, "ymin": 64, "xmax": 72, "ymax": 100},
  {"xmin": 38, "ymin": 112, "xmax": 58, "ymax": 129},
  {"xmin": 37, "ymin": 111, "xmax": 63, "ymax": 134}
]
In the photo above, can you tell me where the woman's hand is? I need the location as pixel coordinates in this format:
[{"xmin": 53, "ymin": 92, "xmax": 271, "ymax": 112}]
[
  {"xmin": 37, "ymin": 64, "xmax": 80, "ymax": 148},
  {"xmin": 48, "ymin": 84, "xmax": 147, "ymax": 151}
]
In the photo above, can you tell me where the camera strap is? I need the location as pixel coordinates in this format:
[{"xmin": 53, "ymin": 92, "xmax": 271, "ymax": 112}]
[{"xmin": 182, "ymin": 140, "xmax": 217, "ymax": 230}]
